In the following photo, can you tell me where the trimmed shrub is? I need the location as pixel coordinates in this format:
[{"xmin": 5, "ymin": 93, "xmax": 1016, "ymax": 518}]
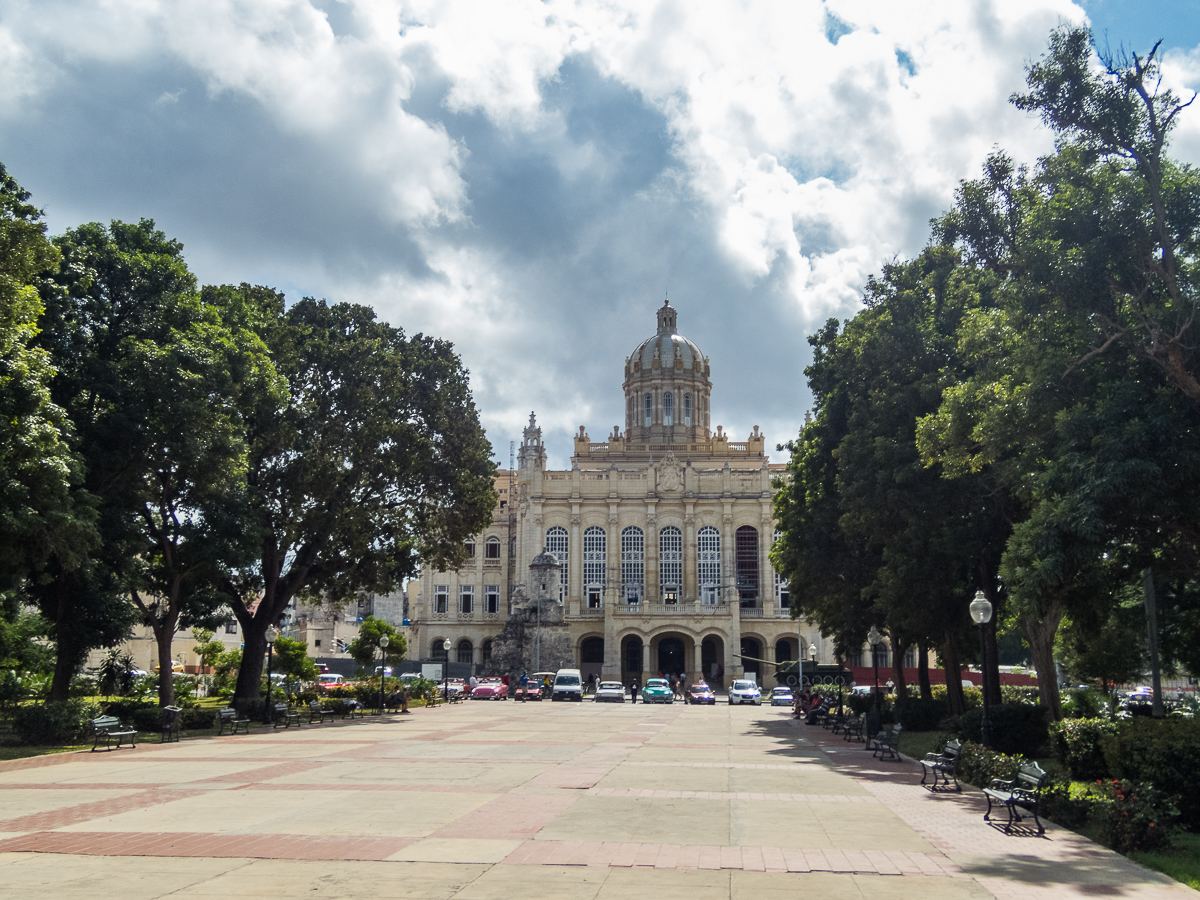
[
  {"xmin": 932, "ymin": 684, "xmax": 982, "ymax": 709},
  {"xmin": 1000, "ymin": 685, "xmax": 1041, "ymax": 706},
  {"xmin": 956, "ymin": 703, "xmax": 1049, "ymax": 757},
  {"xmin": 1102, "ymin": 718, "xmax": 1200, "ymax": 831},
  {"xmin": 1049, "ymin": 717, "xmax": 1119, "ymax": 781},
  {"xmin": 234, "ymin": 697, "xmax": 266, "ymax": 720},
  {"xmin": 895, "ymin": 697, "xmax": 947, "ymax": 731},
  {"xmin": 956, "ymin": 741, "xmax": 1026, "ymax": 788},
  {"xmin": 180, "ymin": 707, "xmax": 217, "ymax": 730},
  {"xmin": 1039, "ymin": 776, "xmax": 1092, "ymax": 830},
  {"xmin": 13, "ymin": 699, "xmax": 101, "ymax": 745},
  {"xmin": 1092, "ymin": 780, "xmax": 1180, "ymax": 853}
]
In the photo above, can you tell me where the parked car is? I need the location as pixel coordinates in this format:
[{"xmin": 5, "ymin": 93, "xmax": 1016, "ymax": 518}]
[
  {"xmin": 641, "ymin": 678, "xmax": 674, "ymax": 704},
  {"xmin": 552, "ymin": 669, "xmax": 584, "ymax": 702},
  {"xmin": 595, "ymin": 681, "xmax": 627, "ymax": 703},
  {"xmin": 686, "ymin": 683, "xmax": 716, "ymax": 705},
  {"xmin": 769, "ymin": 686, "xmax": 794, "ymax": 707},
  {"xmin": 317, "ymin": 673, "xmax": 345, "ymax": 690},
  {"xmin": 471, "ymin": 678, "xmax": 508, "ymax": 700},
  {"xmin": 444, "ymin": 678, "xmax": 468, "ymax": 699},
  {"xmin": 514, "ymin": 671, "xmax": 554, "ymax": 701},
  {"xmin": 729, "ymin": 679, "xmax": 762, "ymax": 705}
]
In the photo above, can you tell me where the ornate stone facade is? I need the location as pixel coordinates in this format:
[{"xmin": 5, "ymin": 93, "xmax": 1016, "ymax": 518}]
[{"xmin": 408, "ymin": 301, "xmax": 827, "ymax": 688}]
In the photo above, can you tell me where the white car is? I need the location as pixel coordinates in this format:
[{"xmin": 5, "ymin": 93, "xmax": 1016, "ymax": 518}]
[
  {"xmin": 594, "ymin": 681, "xmax": 626, "ymax": 703},
  {"xmin": 728, "ymin": 679, "xmax": 762, "ymax": 705}
]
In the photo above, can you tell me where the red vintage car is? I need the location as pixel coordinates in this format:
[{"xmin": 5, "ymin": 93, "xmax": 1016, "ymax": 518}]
[
  {"xmin": 470, "ymin": 677, "xmax": 508, "ymax": 700},
  {"xmin": 687, "ymin": 682, "xmax": 717, "ymax": 705}
]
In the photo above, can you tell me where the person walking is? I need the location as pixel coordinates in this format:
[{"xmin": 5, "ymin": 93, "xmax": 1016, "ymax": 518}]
[
  {"xmin": 519, "ymin": 671, "xmax": 529, "ymax": 702},
  {"xmin": 630, "ymin": 678, "xmax": 639, "ymax": 704}
]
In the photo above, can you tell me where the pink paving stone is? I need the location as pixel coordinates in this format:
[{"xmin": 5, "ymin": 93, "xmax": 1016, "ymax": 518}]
[
  {"xmin": 587, "ymin": 843, "xmax": 622, "ymax": 867},
  {"xmin": 634, "ymin": 843, "xmax": 660, "ymax": 867},
  {"xmin": 568, "ymin": 842, "xmax": 600, "ymax": 866},
  {"xmin": 653, "ymin": 844, "xmax": 680, "ymax": 869},
  {"xmin": 610, "ymin": 843, "xmax": 639, "ymax": 867},
  {"xmin": 740, "ymin": 846, "xmax": 765, "ymax": 871},
  {"xmin": 503, "ymin": 841, "xmax": 538, "ymax": 864},
  {"xmin": 802, "ymin": 849, "xmax": 831, "ymax": 871},
  {"xmin": 886, "ymin": 850, "xmax": 924, "ymax": 874},
  {"xmin": 761, "ymin": 846, "xmax": 787, "ymax": 872},
  {"xmin": 545, "ymin": 840, "xmax": 584, "ymax": 866},
  {"xmin": 863, "ymin": 849, "xmax": 902, "ymax": 875},
  {"xmin": 823, "ymin": 848, "xmax": 852, "ymax": 872},
  {"xmin": 841, "ymin": 849, "xmax": 873, "ymax": 873},
  {"xmin": 719, "ymin": 846, "xmax": 742, "ymax": 869},
  {"xmin": 518, "ymin": 842, "xmax": 559, "ymax": 866},
  {"xmin": 697, "ymin": 845, "xmax": 722, "ymax": 870},
  {"xmin": 675, "ymin": 845, "xmax": 701, "ymax": 869}
]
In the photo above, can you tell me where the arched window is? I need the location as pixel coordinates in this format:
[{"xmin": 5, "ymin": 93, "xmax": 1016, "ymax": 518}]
[
  {"xmin": 457, "ymin": 639, "xmax": 473, "ymax": 664},
  {"xmin": 464, "ymin": 538, "xmax": 475, "ymax": 558},
  {"xmin": 736, "ymin": 525, "xmax": 759, "ymax": 606},
  {"xmin": 662, "ymin": 392, "xmax": 674, "ymax": 426},
  {"xmin": 775, "ymin": 640, "xmax": 793, "ymax": 663},
  {"xmin": 482, "ymin": 639, "xmax": 492, "ymax": 663},
  {"xmin": 621, "ymin": 526, "xmax": 644, "ymax": 604},
  {"xmin": 432, "ymin": 639, "xmax": 449, "ymax": 659},
  {"xmin": 545, "ymin": 526, "xmax": 568, "ymax": 602},
  {"xmin": 659, "ymin": 526, "xmax": 682, "ymax": 603},
  {"xmin": 644, "ymin": 393, "xmax": 652, "ymax": 427},
  {"xmin": 684, "ymin": 394, "xmax": 692, "ymax": 426},
  {"xmin": 697, "ymin": 526, "xmax": 721, "ymax": 604},
  {"xmin": 485, "ymin": 536, "xmax": 501, "ymax": 559},
  {"xmin": 583, "ymin": 527, "xmax": 606, "ymax": 604}
]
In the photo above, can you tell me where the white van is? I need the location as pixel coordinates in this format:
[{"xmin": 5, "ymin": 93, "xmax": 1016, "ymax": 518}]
[{"xmin": 551, "ymin": 668, "xmax": 583, "ymax": 702}]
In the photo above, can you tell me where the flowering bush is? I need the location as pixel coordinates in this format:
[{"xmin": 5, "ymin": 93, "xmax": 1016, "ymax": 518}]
[
  {"xmin": 956, "ymin": 741, "xmax": 1026, "ymax": 787},
  {"xmin": 1091, "ymin": 780, "xmax": 1179, "ymax": 853}
]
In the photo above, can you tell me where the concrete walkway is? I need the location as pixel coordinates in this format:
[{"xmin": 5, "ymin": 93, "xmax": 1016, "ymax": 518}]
[{"xmin": 0, "ymin": 700, "xmax": 1192, "ymax": 899}]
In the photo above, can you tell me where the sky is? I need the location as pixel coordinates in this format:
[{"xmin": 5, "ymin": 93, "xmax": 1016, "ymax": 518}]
[{"xmin": 2, "ymin": 0, "xmax": 1198, "ymax": 469}]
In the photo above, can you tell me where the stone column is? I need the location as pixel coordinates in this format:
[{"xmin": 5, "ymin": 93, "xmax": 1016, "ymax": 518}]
[
  {"xmin": 603, "ymin": 602, "xmax": 618, "ymax": 680},
  {"xmin": 726, "ymin": 600, "xmax": 742, "ymax": 683},
  {"xmin": 721, "ymin": 506, "xmax": 733, "ymax": 605},
  {"xmin": 693, "ymin": 638, "xmax": 703, "ymax": 685},
  {"xmin": 683, "ymin": 505, "xmax": 696, "ymax": 602},
  {"xmin": 570, "ymin": 511, "xmax": 582, "ymax": 603},
  {"xmin": 645, "ymin": 503, "xmax": 657, "ymax": 604},
  {"xmin": 760, "ymin": 509, "xmax": 773, "ymax": 610}
]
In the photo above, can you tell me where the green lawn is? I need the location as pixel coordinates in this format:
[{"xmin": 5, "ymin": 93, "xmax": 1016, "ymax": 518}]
[
  {"xmin": 1130, "ymin": 832, "xmax": 1200, "ymax": 891},
  {"xmin": 0, "ymin": 744, "xmax": 88, "ymax": 761}
]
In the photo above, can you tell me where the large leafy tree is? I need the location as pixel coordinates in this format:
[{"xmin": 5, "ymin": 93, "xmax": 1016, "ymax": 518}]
[
  {"xmin": 32, "ymin": 220, "xmax": 260, "ymax": 704},
  {"xmin": 206, "ymin": 287, "xmax": 496, "ymax": 703}
]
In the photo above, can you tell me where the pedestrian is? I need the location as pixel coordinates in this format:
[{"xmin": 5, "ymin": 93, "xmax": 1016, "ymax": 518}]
[
  {"xmin": 469, "ymin": 674, "xmax": 478, "ymax": 693},
  {"xmin": 631, "ymin": 678, "xmax": 639, "ymax": 703},
  {"xmin": 400, "ymin": 686, "xmax": 409, "ymax": 714},
  {"xmin": 520, "ymin": 671, "xmax": 529, "ymax": 702}
]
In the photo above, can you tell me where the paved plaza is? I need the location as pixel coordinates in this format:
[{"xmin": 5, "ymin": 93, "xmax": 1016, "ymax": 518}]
[{"xmin": 0, "ymin": 700, "xmax": 1192, "ymax": 899}]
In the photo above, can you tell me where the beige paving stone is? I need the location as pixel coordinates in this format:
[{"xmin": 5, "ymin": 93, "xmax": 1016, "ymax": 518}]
[
  {"xmin": 0, "ymin": 759, "xmax": 277, "ymax": 786},
  {"xmin": 595, "ymin": 764, "xmax": 732, "ymax": 792},
  {"xmin": 727, "ymin": 765, "xmax": 865, "ymax": 795},
  {"xmin": 597, "ymin": 867, "xmax": 732, "ymax": 899},
  {"xmin": 188, "ymin": 859, "xmax": 487, "ymax": 899},
  {"xmin": 371, "ymin": 742, "xmax": 584, "ymax": 762},
  {"xmin": 0, "ymin": 788, "xmax": 142, "ymax": 819},
  {"xmin": 453, "ymin": 863, "xmax": 609, "ymax": 900},
  {"xmin": 537, "ymin": 795, "xmax": 732, "ymax": 845},
  {"xmin": 730, "ymin": 801, "xmax": 936, "ymax": 852},
  {"xmin": 55, "ymin": 786, "xmax": 499, "ymax": 837},
  {"xmin": 266, "ymin": 759, "xmax": 551, "ymax": 787},
  {"xmin": 731, "ymin": 870, "xmax": 865, "ymax": 899},
  {"xmin": 0, "ymin": 852, "xmax": 250, "ymax": 899},
  {"xmin": 387, "ymin": 837, "xmax": 523, "ymax": 863}
]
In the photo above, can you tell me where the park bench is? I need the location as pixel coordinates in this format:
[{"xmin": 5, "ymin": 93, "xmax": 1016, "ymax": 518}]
[
  {"xmin": 91, "ymin": 715, "xmax": 136, "ymax": 751},
  {"xmin": 308, "ymin": 701, "xmax": 336, "ymax": 723},
  {"xmin": 160, "ymin": 705, "xmax": 182, "ymax": 743},
  {"xmin": 920, "ymin": 739, "xmax": 962, "ymax": 791},
  {"xmin": 806, "ymin": 705, "xmax": 827, "ymax": 726},
  {"xmin": 842, "ymin": 714, "xmax": 866, "ymax": 743},
  {"xmin": 339, "ymin": 699, "xmax": 366, "ymax": 719},
  {"xmin": 829, "ymin": 711, "xmax": 847, "ymax": 733},
  {"xmin": 983, "ymin": 761, "xmax": 1050, "ymax": 834},
  {"xmin": 217, "ymin": 707, "xmax": 250, "ymax": 735},
  {"xmin": 272, "ymin": 702, "xmax": 300, "ymax": 728},
  {"xmin": 384, "ymin": 691, "xmax": 408, "ymax": 713},
  {"xmin": 868, "ymin": 722, "xmax": 902, "ymax": 760}
]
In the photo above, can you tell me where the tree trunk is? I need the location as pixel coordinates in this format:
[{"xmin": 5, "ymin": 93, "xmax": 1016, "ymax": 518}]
[
  {"xmin": 890, "ymin": 636, "xmax": 908, "ymax": 699},
  {"xmin": 941, "ymin": 636, "xmax": 965, "ymax": 716},
  {"xmin": 984, "ymin": 618, "xmax": 1003, "ymax": 707},
  {"xmin": 1022, "ymin": 599, "xmax": 1064, "ymax": 720},
  {"xmin": 49, "ymin": 577, "xmax": 75, "ymax": 702},
  {"xmin": 153, "ymin": 619, "xmax": 177, "ymax": 708},
  {"xmin": 917, "ymin": 640, "xmax": 933, "ymax": 701}
]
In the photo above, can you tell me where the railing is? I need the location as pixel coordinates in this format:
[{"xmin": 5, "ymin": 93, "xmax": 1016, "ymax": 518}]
[
  {"xmin": 614, "ymin": 602, "xmax": 729, "ymax": 616},
  {"xmin": 739, "ymin": 606, "xmax": 763, "ymax": 618},
  {"xmin": 575, "ymin": 607, "xmax": 604, "ymax": 617}
]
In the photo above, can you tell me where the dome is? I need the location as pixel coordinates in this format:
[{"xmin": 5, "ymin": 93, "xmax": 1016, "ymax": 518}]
[
  {"xmin": 530, "ymin": 551, "xmax": 560, "ymax": 568},
  {"xmin": 627, "ymin": 299, "xmax": 706, "ymax": 376}
]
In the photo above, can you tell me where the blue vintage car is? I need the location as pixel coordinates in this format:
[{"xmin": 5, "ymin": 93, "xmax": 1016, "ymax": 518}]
[{"xmin": 641, "ymin": 678, "xmax": 674, "ymax": 704}]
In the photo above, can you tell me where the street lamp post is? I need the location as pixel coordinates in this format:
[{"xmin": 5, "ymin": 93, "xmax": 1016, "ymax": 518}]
[
  {"xmin": 378, "ymin": 634, "xmax": 390, "ymax": 715},
  {"xmin": 970, "ymin": 590, "xmax": 994, "ymax": 748},
  {"xmin": 867, "ymin": 626, "xmax": 882, "ymax": 735},
  {"xmin": 263, "ymin": 625, "xmax": 278, "ymax": 725},
  {"xmin": 442, "ymin": 638, "xmax": 452, "ymax": 704}
]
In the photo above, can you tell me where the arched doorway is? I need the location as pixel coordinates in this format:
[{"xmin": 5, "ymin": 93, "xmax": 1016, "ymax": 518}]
[
  {"xmin": 701, "ymin": 635, "xmax": 724, "ymax": 686},
  {"xmin": 456, "ymin": 639, "xmax": 473, "ymax": 665},
  {"xmin": 580, "ymin": 636, "xmax": 604, "ymax": 684},
  {"xmin": 741, "ymin": 637, "xmax": 762, "ymax": 681},
  {"xmin": 622, "ymin": 635, "xmax": 643, "ymax": 687},
  {"xmin": 657, "ymin": 637, "xmax": 685, "ymax": 677}
]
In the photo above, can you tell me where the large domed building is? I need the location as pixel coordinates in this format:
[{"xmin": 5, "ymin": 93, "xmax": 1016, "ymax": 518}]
[{"xmin": 408, "ymin": 300, "xmax": 822, "ymax": 688}]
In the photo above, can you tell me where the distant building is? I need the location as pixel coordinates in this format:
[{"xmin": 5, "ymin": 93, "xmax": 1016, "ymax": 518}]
[{"xmin": 408, "ymin": 300, "xmax": 830, "ymax": 688}]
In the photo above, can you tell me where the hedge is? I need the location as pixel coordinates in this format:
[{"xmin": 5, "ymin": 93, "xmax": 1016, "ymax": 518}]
[
  {"xmin": 956, "ymin": 703, "xmax": 1048, "ymax": 757},
  {"xmin": 894, "ymin": 697, "xmax": 947, "ymax": 731},
  {"xmin": 1102, "ymin": 718, "xmax": 1200, "ymax": 831},
  {"xmin": 13, "ymin": 699, "xmax": 101, "ymax": 744},
  {"xmin": 1049, "ymin": 717, "xmax": 1119, "ymax": 781}
]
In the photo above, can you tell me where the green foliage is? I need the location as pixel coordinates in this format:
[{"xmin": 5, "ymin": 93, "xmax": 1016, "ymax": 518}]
[
  {"xmin": 1062, "ymin": 687, "xmax": 1107, "ymax": 719},
  {"xmin": 13, "ymin": 699, "xmax": 100, "ymax": 744},
  {"xmin": 0, "ymin": 599, "xmax": 53, "ymax": 674},
  {"xmin": 1092, "ymin": 780, "xmax": 1180, "ymax": 854},
  {"xmin": 1039, "ymin": 776, "xmax": 1094, "ymax": 830},
  {"xmin": 0, "ymin": 669, "xmax": 24, "ymax": 710},
  {"xmin": 179, "ymin": 706, "xmax": 216, "ymax": 730},
  {"xmin": 271, "ymin": 636, "xmax": 317, "ymax": 683},
  {"xmin": 1103, "ymin": 718, "xmax": 1200, "ymax": 831},
  {"xmin": 956, "ymin": 741, "xmax": 1026, "ymax": 787},
  {"xmin": 932, "ymin": 684, "xmax": 982, "ymax": 710},
  {"xmin": 96, "ymin": 649, "xmax": 136, "ymax": 697},
  {"xmin": 191, "ymin": 629, "xmax": 225, "ymax": 670},
  {"xmin": 999, "ymin": 685, "xmax": 1041, "ymax": 706},
  {"xmin": 894, "ymin": 697, "xmax": 948, "ymax": 731},
  {"xmin": 1049, "ymin": 716, "xmax": 1120, "ymax": 780},
  {"xmin": 347, "ymin": 616, "xmax": 406, "ymax": 672},
  {"xmin": 956, "ymin": 703, "xmax": 1049, "ymax": 757}
]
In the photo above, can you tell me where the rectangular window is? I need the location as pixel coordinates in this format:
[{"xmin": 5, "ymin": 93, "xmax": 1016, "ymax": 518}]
[
  {"xmin": 698, "ymin": 526, "xmax": 721, "ymax": 604},
  {"xmin": 583, "ymin": 527, "xmax": 606, "ymax": 593},
  {"xmin": 587, "ymin": 587, "xmax": 603, "ymax": 609},
  {"xmin": 485, "ymin": 585, "xmax": 500, "ymax": 614},
  {"xmin": 644, "ymin": 393, "xmax": 652, "ymax": 427},
  {"xmin": 485, "ymin": 538, "xmax": 501, "ymax": 559},
  {"xmin": 225, "ymin": 619, "xmax": 237, "ymax": 634},
  {"xmin": 434, "ymin": 585, "xmax": 448, "ymax": 614},
  {"xmin": 659, "ymin": 526, "xmax": 682, "ymax": 602},
  {"xmin": 684, "ymin": 394, "xmax": 692, "ymax": 427},
  {"xmin": 459, "ymin": 585, "xmax": 474, "ymax": 615},
  {"xmin": 314, "ymin": 639, "xmax": 321, "ymax": 648}
]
